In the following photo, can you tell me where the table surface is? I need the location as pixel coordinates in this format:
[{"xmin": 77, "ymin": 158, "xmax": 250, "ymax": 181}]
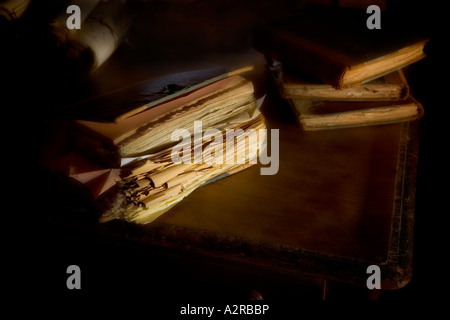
[{"xmin": 65, "ymin": 56, "xmax": 419, "ymax": 290}]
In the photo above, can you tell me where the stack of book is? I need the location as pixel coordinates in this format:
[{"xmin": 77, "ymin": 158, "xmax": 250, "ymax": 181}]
[
  {"xmin": 49, "ymin": 66, "xmax": 267, "ymax": 224},
  {"xmin": 253, "ymin": 5, "xmax": 428, "ymax": 130}
]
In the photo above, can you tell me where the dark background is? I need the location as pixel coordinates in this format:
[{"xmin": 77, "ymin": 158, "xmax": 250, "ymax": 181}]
[{"xmin": 3, "ymin": 0, "xmax": 446, "ymax": 313}]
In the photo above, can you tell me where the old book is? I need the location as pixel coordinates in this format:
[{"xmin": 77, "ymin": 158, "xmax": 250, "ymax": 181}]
[
  {"xmin": 268, "ymin": 60, "xmax": 409, "ymax": 101},
  {"xmin": 253, "ymin": 5, "xmax": 428, "ymax": 89},
  {"xmin": 45, "ymin": 108, "xmax": 266, "ymax": 224},
  {"xmin": 288, "ymin": 96, "xmax": 423, "ymax": 131},
  {"xmin": 97, "ymin": 111, "xmax": 267, "ymax": 224},
  {"xmin": 46, "ymin": 67, "xmax": 266, "ymax": 224},
  {"xmin": 68, "ymin": 67, "xmax": 257, "ymax": 166}
]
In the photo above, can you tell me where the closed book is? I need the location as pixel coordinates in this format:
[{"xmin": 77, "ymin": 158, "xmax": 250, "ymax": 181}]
[
  {"xmin": 289, "ymin": 96, "xmax": 423, "ymax": 131},
  {"xmin": 253, "ymin": 5, "xmax": 428, "ymax": 89},
  {"xmin": 268, "ymin": 60, "xmax": 409, "ymax": 101}
]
